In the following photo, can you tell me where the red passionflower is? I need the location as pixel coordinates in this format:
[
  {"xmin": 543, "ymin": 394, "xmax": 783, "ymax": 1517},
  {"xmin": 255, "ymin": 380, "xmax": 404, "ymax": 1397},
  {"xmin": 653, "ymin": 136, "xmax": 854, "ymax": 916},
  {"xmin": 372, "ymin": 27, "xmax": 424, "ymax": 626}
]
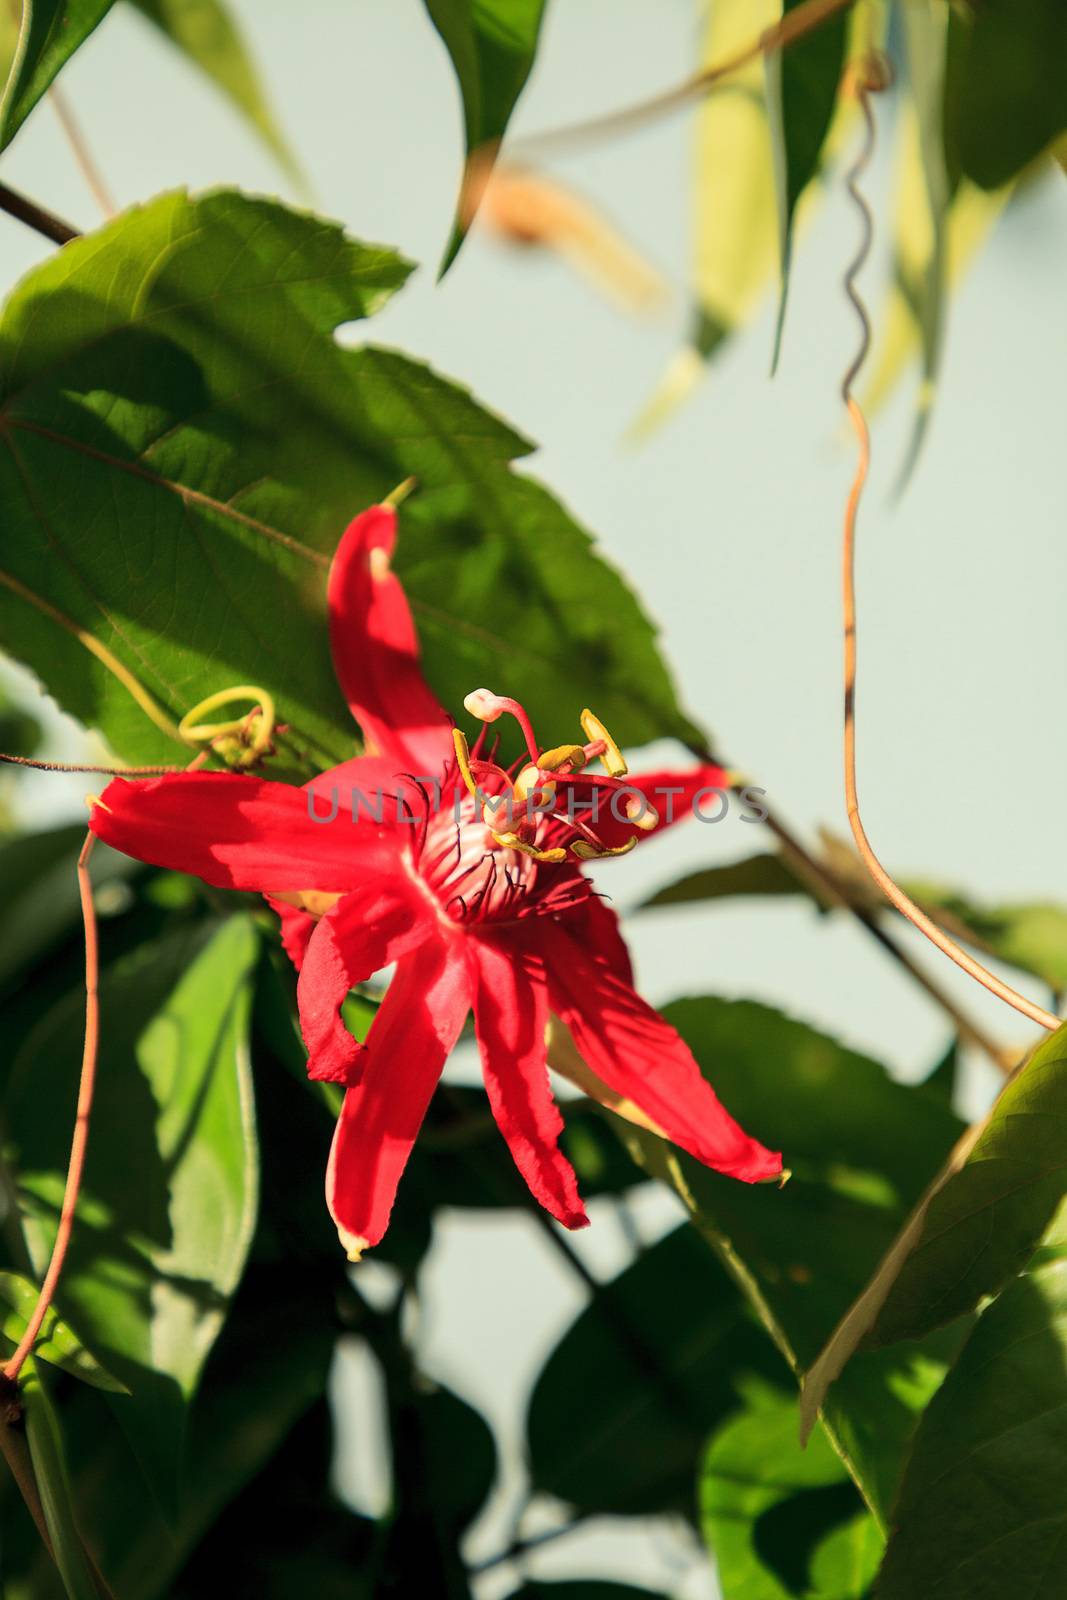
[{"xmin": 90, "ymin": 505, "xmax": 781, "ymax": 1255}]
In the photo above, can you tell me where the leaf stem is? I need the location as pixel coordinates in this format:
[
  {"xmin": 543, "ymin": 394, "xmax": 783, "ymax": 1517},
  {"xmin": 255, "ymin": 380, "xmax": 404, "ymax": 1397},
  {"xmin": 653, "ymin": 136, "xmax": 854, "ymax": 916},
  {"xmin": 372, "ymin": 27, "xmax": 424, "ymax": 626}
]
[
  {"xmin": 0, "ymin": 1393, "xmax": 55, "ymax": 1558},
  {"xmin": 0, "ymin": 181, "xmax": 79, "ymax": 246},
  {"xmin": 838, "ymin": 67, "xmax": 1059, "ymax": 1037}
]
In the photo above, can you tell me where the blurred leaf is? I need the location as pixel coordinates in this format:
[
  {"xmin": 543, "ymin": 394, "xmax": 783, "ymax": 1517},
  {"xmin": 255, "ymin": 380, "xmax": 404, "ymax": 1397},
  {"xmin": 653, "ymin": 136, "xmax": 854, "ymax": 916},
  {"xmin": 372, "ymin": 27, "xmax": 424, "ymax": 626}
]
[
  {"xmin": 863, "ymin": 1020, "xmax": 1067, "ymax": 1348},
  {"xmin": 864, "ymin": 163, "xmax": 1014, "ymax": 420},
  {"xmin": 21, "ymin": 1361, "xmax": 102, "ymax": 1600},
  {"xmin": 877, "ymin": 1247, "xmax": 1067, "ymax": 1598},
  {"xmin": 128, "ymin": 0, "xmax": 299, "ymax": 178},
  {"xmin": 613, "ymin": 997, "xmax": 966, "ymax": 1525},
  {"xmin": 919, "ymin": 1039, "xmax": 958, "ymax": 1106},
  {"xmin": 0, "ymin": 191, "xmax": 701, "ymax": 773},
  {"xmin": 634, "ymin": 0, "xmax": 779, "ymax": 435},
  {"xmin": 0, "ymin": 0, "xmax": 114, "ymax": 152},
  {"xmin": 527, "ymin": 1224, "xmax": 787, "ymax": 1518},
  {"xmin": 641, "ymin": 850, "xmax": 821, "ymax": 912},
  {"xmin": 893, "ymin": 880, "xmax": 1067, "ymax": 996},
  {"xmin": 0, "ymin": 826, "xmax": 139, "ymax": 995},
  {"xmin": 6, "ymin": 914, "xmax": 260, "ymax": 1516},
  {"xmin": 423, "ymin": 0, "xmax": 549, "ymax": 268},
  {"xmin": 764, "ymin": 0, "xmax": 846, "ymax": 367},
  {"xmin": 944, "ymin": 0, "xmax": 1067, "ymax": 189},
  {"xmin": 0, "ymin": 1271, "xmax": 128, "ymax": 1392},
  {"xmin": 888, "ymin": 0, "xmax": 950, "ymax": 486},
  {"xmin": 700, "ymin": 1384, "xmax": 881, "ymax": 1599}
]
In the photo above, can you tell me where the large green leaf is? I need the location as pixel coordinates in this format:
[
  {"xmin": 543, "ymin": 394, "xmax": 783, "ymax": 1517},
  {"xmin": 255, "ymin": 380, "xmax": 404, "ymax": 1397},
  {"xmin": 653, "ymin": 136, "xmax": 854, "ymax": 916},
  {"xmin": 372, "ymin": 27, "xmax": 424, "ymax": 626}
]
[
  {"xmin": 700, "ymin": 1384, "xmax": 881, "ymax": 1600},
  {"xmin": 944, "ymin": 0, "xmax": 1067, "ymax": 189},
  {"xmin": 862, "ymin": 1021, "xmax": 1067, "ymax": 1348},
  {"xmin": 527, "ymin": 1224, "xmax": 790, "ymax": 1519},
  {"xmin": 5, "ymin": 914, "xmax": 260, "ymax": 1515},
  {"xmin": 765, "ymin": 0, "xmax": 847, "ymax": 366},
  {"xmin": 422, "ymin": 0, "xmax": 549, "ymax": 266},
  {"xmin": 128, "ymin": 0, "xmax": 299, "ymax": 178},
  {"xmin": 0, "ymin": 0, "xmax": 114, "ymax": 153},
  {"xmin": 611, "ymin": 998, "xmax": 966, "ymax": 1526},
  {"xmin": 0, "ymin": 190, "xmax": 700, "ymax": 775},
  {"xmin": 876, "ymin": 1248, "xmax": 1067, "ymax": 1599}
]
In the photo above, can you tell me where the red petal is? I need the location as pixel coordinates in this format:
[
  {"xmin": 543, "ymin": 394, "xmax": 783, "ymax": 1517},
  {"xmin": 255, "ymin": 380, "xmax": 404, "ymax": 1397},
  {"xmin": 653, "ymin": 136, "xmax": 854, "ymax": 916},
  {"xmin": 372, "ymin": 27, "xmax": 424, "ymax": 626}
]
[
  {"xmin": 564, "ymin": 894, "xmax": 634, "ymax": 987},
  {"xmin": 326, "ymin": 933, "xmax": 470, "ymax": 1255},
  {"xmin": 468, "ymin": 933, "xmax": 588, "ymax": 1230},
  {"xmin": 298, "ymin": 877, "xmax": 433, "ymax": 1086},
  {"xmin": 90, "ymin": 772, "xmax": 398, "ymax": 891},
  {"xmin": 540, "ymin": 925, "xmax": 782, "ymax": 1183},
  {"xmin": 328, "ymin": 506, "xmax": 454, "ymax": 774},
  {"xmin": 265, "ymin": 895, "xmax": 316, "ymax": 970}
]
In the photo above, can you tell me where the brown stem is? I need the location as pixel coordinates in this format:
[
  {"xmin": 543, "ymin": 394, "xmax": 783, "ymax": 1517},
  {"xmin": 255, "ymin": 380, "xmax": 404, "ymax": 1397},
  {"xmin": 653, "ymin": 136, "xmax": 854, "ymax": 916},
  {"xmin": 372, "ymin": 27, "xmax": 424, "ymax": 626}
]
[
  {"xmin": 0, "ymin": 181, "xmax": 80, "ymax": 246},
  {"xmin": 510, "ymin": 0, "xmax": 855, "ymax": 158},
  {"xmin": 838, "ymin": 72, "xmax": 1059, "ymax": 1037},
  {"xmin": 3, "ymin": 832, "xmax": 99, "ymax": 1382}
]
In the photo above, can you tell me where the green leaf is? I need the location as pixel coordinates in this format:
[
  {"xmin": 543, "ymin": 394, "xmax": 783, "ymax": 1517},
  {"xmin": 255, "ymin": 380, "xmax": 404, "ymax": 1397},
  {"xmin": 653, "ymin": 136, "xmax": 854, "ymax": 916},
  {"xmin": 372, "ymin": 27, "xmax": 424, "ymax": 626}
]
[
  {"xmin": 887, "ymin": 0, "xmax": 950, "ymax": 487},
  {"xmin": 21, "ymin": 1360, "xmax": 102, "ymax": 1600},
  {"xmin": 641, "ymin": 850, "xmax": 822, "ymax": 912},
  {"xmin": 127, "ymin": 0, "xmax": 300, "ymax": 180},
  {"xmin": 5, "ymin": 914, "xmax": 260, "ymax": 1516},
  {"xmin": 764, "ymin": 0, "xmax": 847, "ymax": 368},
  {"xmin": 876, "ymin": 1251, "xmax": 1067, "ymax": 1599},
  {"xmin": 0, "ymin": 826, "xmax": 139, "ymax": 995},
  {"xmin": 700, "ymin": 1384, "xmax": 881, "ymax": 1599},
  {"xmin": 0, "ymin": 190, "xmax": 700, "ymax": 774},
  {"xmin": 0, "ymin": 1271, "xmax": 128, "ymax": 1392},
  {"xmin": 422, "ymin": 0, "xmax": 549, "ymax": 268},
  {"xmin": 863, "ymin": 1021, "xmax": 1067, "ymax": 1348},
  {"xmin": 894, "ymin": 879, "xmax": 1067, "ymax": 996},
  {"xmin": 527, "ymin": 1224, "xmax": 788, "ymax": 1518},
  {"xmin": 0, "ymin": 0, "xmax": 114, "ymax": 153},
  {"xmin": 612, "ymin": 997, "xmax": 966, "ymax": 1526},
  {"xmin": 944, "ymin": 0, "xmax": 1067, "ymax": 189},
  {"xmin": 633, "ymin": 0, "xmax": 779, "ymax": 436}
]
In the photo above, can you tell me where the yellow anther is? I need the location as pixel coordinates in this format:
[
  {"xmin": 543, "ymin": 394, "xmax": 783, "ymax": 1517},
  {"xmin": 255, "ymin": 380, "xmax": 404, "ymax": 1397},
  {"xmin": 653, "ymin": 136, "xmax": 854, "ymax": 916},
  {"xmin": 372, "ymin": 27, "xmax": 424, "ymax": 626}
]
[
  {"xmin": 490, "ymin": 831, "xmax": 567, "ymax": 864},
  {"xmin": 580, "ymin": 709, "xmax": 627, "ymax": 777},
  {"xmin": 452, "ymin": 728, "xmax": 479, "ymax": 796},
  {"xmin": 570, "ymin": 835, "xmax": 638, "ymax": 860},
  {"xmin": 179, "ymin": 685, "xmax": 276, "ymax": 767},
  {"xmin": 85, "ymin": 793, "xmax": 112, "ymax": 814},
  {"xmin": 537, "ymin": 743, "xmax": 587, "ymax": 773},
  {"xmin": 515, "ymin": 764, "xmax": 557, "ymax": 805},
  {"xmin": 626, "ymin": 795, "xmax": 659, "ymax": 831},
  {"xmin": 368, "ymin": 546, "xmax": 391, "ymax": 581}
]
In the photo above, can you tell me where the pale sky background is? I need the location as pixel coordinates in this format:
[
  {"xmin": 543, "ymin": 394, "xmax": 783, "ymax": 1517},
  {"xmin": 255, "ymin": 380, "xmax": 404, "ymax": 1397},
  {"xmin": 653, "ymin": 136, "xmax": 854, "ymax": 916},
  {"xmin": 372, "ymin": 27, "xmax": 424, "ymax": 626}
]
[{"xmin": 1, "ymin": 2, "xmax": 1065, "ymax": 1594}]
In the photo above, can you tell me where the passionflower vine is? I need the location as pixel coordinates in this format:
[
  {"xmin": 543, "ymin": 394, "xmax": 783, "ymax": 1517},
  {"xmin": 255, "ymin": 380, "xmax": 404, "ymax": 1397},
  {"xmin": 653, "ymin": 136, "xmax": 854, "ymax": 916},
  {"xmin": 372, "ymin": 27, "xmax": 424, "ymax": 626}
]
[{"xmin": 89, "ymin": 504, "xmax": 782, "ymax": 1256}]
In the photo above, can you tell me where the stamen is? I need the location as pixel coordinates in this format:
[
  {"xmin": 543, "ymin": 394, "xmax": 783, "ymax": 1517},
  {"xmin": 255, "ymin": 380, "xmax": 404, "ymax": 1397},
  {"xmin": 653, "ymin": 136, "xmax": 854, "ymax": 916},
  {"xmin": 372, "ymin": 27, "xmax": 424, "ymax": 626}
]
[
  {"xmin": 537, "ymin": 743, "xmax": 587, "ymax": 774},
  {"xmin": 580, "ymin": 709, "xmax": 627, "ymax": 776},
  {"xmin": 570, "ymin": 835, "xmax": 638, "ymax": 860},
  {"xmin": 463, "ymin": 689, "xmax": 540, "ymax": 763},
  {"xmin": 626, "ymin": 795, "xmax": 659, "ymax": 831},
  {"xmin": 452, "ymin": 728, "xmax": 478, "ymax": 796},
  {"xmin": 489, "ymin": 830, "xmax": 567, "ymax": 863}
]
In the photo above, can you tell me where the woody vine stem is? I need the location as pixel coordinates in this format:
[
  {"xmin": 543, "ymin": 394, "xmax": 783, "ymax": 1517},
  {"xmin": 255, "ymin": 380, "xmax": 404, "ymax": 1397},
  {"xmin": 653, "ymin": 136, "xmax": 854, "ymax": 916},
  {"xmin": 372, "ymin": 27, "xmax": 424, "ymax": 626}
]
[{"xmin": 840, "ymin": 62, "xmax": 1059, "ymax": 1037}]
